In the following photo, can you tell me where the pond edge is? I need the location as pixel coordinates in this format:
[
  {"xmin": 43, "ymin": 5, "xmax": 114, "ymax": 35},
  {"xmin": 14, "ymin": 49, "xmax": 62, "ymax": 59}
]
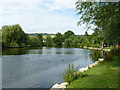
[{"xmin": 50, "ymin": 58, "xmax": 105, "ymax": 89}]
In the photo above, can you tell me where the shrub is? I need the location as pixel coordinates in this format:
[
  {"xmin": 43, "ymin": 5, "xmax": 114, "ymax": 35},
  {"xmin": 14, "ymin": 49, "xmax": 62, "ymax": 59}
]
[
  {"xmin": 111, "ymin": 48, "xmax": 120, "ymax": 55},
  {"xmin": 80, "ymin": 73, "xmax": 89, "ymax": 78},
  {"xmin": 19, "ymin": 43, "xmax": 26, "ymax": 47},
  {"xmin": 62, "ymin": 64, "xmax": 80, "ymax": 84},
  {"xmin": 104, "ymin": 54, "xmax": 113, "ymax": 61},
  {"xmin": 8, "ymin": 43, "xmax": 19, "ymax": 47}
]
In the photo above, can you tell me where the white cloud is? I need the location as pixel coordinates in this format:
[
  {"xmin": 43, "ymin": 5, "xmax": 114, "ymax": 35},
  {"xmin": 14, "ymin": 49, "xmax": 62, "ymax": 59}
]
[
  {"xmin": 41, "ymin": 0, "xmax": 77, "ymax": 11},
  {"xmin": 0, "ymin": 0, "xmax": 93, "ymax": 35}
]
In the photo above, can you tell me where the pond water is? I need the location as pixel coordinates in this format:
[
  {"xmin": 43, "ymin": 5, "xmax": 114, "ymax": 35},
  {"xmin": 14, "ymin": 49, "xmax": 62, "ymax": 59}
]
[{"xmin": 2, "ymin": 47, "xmax": 103, "ymax": 88}]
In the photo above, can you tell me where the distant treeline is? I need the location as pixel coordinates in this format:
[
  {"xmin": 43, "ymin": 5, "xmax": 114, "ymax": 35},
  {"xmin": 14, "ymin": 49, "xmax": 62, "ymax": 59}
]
[
  {"xmin": 0, "ymin": 24, "xmax": 115, "ymax": 48},
  {"xmin": 1, "ymin": 24, "xmax": 84, "ymax": 48},
  {"xmin": 28, "ymin": 33, "xmax": 83, "ymax": 38}
]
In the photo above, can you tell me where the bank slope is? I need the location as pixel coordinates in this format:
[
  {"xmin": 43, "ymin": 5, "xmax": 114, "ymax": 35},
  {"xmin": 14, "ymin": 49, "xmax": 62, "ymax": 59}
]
[{"xmin": 67, "ymin": 56, "xmax": 119, "ymax": 88}]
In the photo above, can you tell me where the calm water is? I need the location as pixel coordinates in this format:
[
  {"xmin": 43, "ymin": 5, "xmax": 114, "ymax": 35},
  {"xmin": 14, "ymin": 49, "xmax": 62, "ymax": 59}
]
[{"xmin": 2, "ymin": 47, "xmax": 103, "ymax": 88}]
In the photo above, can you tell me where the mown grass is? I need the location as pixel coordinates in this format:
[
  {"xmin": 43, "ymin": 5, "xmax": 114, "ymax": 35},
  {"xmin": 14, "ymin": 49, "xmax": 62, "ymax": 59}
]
[
  {"xmin": 43, "ymin": 35, "xmax": 55, "ymax": 39},
  {"xmin": 67, "ymin": 56, "xmax": 119, "ymax": 88},
  {"xmin": 103, "ymin": 47, "xmax": 112, "ymax": 49}
]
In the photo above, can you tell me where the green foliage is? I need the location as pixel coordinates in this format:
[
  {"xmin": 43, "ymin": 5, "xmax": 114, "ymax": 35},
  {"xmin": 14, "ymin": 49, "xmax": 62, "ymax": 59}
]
[
  {"xmin": 0, "ymin": 30, "xmax": 2, "ymax": 43},
  {"xmin": 79, "ymin": 36, "xmax": 90, "ymax": 47},
  {"xmin": 63, "ymin": 30, "xmax": 75, "ymax": 41},
  {"xmin": 64, "ymin": 38, "xmax": 73, "ymax": 48},
  {"xmin": 1, "ymin": 24, "xmax": 105, "ymax": 48},
  {"xmin": 76, "ymin": 2, "xmax": 120, "ymax": 45},
  {"xmin": 19, "ymin": 43, "xmax": 26, "ymax": 47},
  {"xmin": 45, "ymin": 36, "xmax": 54, "ymax": 47},
  {"xmin": 2, "ymin": 24, "xmax": 28, "ymax": 48},
  {"xmin": 1, "ymin": 24, "xmax": 44, "ymax": 48},
  {"xmin": 8, "ymin": 43, "xmax": 19, "ymax": 47},
  {"xmin": 90, "ymin": 29, "xmax": 103, "ymax": 47},
  {"xmin": 53, "ymin": 32, "xmax": 63, "ymax": 47},
  {"xmin": 37, "ymin": 34, "xmax": 43, "ymax": 46},
  {"xmin": 67, "ymin": 56, "xmax": 119, "ymax": 88},
  {"xmin": 104, "ymin": 54, "xmax": 113, "ymax": 61},
  {"xmin": 62, "ymin": 64, "xmax": 80, "ymax": 84},
  {"xmin": 84, "ymin": 31, "xmax": 89, "ymax": 36},
  {"xmin": 27, "ymin": 36, "xmax": 42, "ymax": 47},
  {"xmin": 64, "ymin": 35, "xmax": 81, "ymax": 48},
  {"xmin": 80, "ymin": 73, "xmax": 89, "ymax": 78},
  {"xmin": 90, "ymin": 50, "xmax": 102, "ymax": 61},
  {"xmin": 110, "ymin": 48, "xmax": 120, "ymax": 56},
  {"xmin": 76, "ymin": 30, "xmax": 103, "ymax": 48}
]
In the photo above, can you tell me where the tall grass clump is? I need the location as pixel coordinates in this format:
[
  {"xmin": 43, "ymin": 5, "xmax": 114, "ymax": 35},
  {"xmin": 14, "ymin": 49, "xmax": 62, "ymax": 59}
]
[{"xmin": 62, "ymin": 64, "xmax": 80, "ymax": 84}]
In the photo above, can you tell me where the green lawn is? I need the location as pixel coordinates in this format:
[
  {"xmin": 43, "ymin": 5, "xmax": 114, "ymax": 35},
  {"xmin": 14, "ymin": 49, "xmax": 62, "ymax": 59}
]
[
  {"xmin": 67, "ymin": 56, "xmax": 119, "ymax": 88},
  {"xmin": 103, "ymin": 47, "xmax": 112, "ymax": 49},
  {"xmin": 43, "ymin": 35, "xmax": 55, "ymax": 39}
]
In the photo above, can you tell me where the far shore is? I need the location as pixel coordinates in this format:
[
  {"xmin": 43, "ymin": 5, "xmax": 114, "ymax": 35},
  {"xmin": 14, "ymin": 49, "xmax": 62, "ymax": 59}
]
[{"xmin": 2, "ymin": 46, "xmax": 111, "ymax": 51}]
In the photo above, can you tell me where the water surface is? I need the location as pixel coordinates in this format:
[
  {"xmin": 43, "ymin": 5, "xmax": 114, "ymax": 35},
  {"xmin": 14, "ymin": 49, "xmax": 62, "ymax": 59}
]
[{"xmin": 2, "ymin": 47, "xmax": 103, "ymax": 88}]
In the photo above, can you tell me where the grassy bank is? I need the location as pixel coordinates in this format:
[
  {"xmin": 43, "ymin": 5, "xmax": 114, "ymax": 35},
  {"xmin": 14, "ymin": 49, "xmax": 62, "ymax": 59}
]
[{"xmin": 67, "ymin": 56, "xmax": 119, "ymax": 88}]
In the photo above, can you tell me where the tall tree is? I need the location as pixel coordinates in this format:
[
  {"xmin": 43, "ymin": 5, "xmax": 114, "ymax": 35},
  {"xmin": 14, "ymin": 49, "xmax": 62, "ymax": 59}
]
[
  {"xmin": 63, "ymin": 30, "xmax": 75, "ymax": 41},
  {"xmin": 76, "ymin": 1, "xmax": 120, "ymax": 45},
  {"xmin": 84, "ymin": 31, "xmax": 89, "ymax": 36},
  {"xmin": 37, "ymin": 34, "xmax": 43, "ymax": 46},
  {"xmin": 45, "ymin": 36, "xmax": 54, "ymax": 47},
  {"xmin": 27, "ymin": 36, "xmax": 41, "ymax": 47},
  {"xmin": 2, "ymin": 24, "xmax": 27, "ymax": 47},
  {"xmin": 64, "ymin": 38, "xmax": 73, "ymax": 48},
  {"xmin": 64, "ymin": 35, "xmax": 80, "ymax": 48},
  {"xmin": 53, "ymin": 32, "xmax": 63, "ymax": 47}
]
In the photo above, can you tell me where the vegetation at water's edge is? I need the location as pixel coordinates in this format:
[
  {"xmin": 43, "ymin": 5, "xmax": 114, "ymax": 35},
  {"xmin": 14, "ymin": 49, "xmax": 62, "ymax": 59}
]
[
  {"xmin": 63, "ymin": 47, "xmax": 120, "ymax": 88},
  {"xmin": 62, "ymin": 64, "xmax": 80, "ymax": 84},
  {"xmin": 76, "ymin": 2, "xmax": 120, "ymax": 46},
  {"xmin": 66, "ymin": 55, "xmax": 119, "ymax": 88},
  {"xmin": 62, "ymin": 64, "xmax": 89, "ymax": 84},
  {"xmin": 1, "ymin": 24, "xmax": 119, "ymax": 49}
]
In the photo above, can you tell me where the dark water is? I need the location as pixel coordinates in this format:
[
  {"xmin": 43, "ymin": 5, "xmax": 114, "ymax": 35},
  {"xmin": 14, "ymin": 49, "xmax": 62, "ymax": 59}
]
[{"xmin": 2, "ymin": 47, "xmax": 103, "ymax": 88}]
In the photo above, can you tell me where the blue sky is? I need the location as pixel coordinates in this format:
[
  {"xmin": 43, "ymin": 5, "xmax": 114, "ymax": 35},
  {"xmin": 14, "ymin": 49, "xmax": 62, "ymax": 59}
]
[{"xmin": 0, "ymin": 0, "xmax": 94, "ymax": 35}]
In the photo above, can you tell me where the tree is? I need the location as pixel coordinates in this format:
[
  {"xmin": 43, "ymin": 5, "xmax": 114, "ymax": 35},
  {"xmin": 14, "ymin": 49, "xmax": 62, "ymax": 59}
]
[
  {"xmin": 45, "ymin": 36, "xmax": 54, "ymax": 47},
  {"xmin": 76, "ymin": 1, "xmax": 120, "ymax": 45},
  {"xmin": 89, "ymin": 29, "xmax": 103, "ymax": 47},
  {"xmin": 63, "ymin": 35, "xmax": 82, "ymax": 48},
  {"xmin": 64, "ymin": 38, "xmax": 73, "ymax": 48},
  {"xmin": 53, "ymin": 32, "xmax": 63, "ymax": 47},
  {"xmin": 37, "ymin": 34, "xmax": 43, "ymax": 46},
  {"xmin": 79, "ymin": 36, "xmax": 90, "ymax": 47},
  {"xmin": 2, "ymin": 24, "xmax": 28, "ymax": 47},
  {"xmin": 63, "ymin": 30, "xmax": 75, "ymax": 41},
  {"xmin": 84, "ymin": 31, "xmax": 89, "ymax": 36},
  {"xmin": 27, "ymin": 36, "xmax": 41, "ymax": 47}
]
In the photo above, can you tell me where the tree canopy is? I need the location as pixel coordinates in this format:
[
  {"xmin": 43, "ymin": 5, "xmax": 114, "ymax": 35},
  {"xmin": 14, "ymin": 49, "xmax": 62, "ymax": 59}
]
[
  {"xmin": 37, "ymin": 34, "xmax": 43, "ymax": 46},
  {"xmin": 76, "ymin": 1, "xmax": 120, "ymax": 45},
  {"xmin": 27, "ymin": 36, "xmax": 42, "ymax": 47},
  {"xmin": 2, "ymin": 24, "xmax": 28, "ymax": 47},
  {"xmin": 45, "ymin": 36, "xmax": 54, "ymax": 47},
  {"xmin": 63, "ymin": 30, "xmax": 75, "ymax": 41},
  {"xmin": 53, "ymin": 32, "xmax": 63, "ymax": 47}
]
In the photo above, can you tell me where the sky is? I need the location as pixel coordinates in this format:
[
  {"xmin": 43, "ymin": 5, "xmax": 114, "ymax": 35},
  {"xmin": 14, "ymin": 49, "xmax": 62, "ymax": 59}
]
[{"xmin": 0, "ymin": 0, "xmax": 94, "ymax": 35}]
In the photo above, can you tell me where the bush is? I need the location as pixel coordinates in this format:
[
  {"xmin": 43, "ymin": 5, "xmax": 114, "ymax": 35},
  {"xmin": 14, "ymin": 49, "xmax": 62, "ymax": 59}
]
[
  {"xmin": 8, "ymin": 43, "xmax": 19, "ymax": 47},
  {"xmin": 80, "ymin": 73, "xmax": 89, "ymax": 78},
  {"xmin": 62, "ymin": 64, "xmax": 80, "ymax": 84},
  {"xmin": 90, "ymin": 44, "xmax": 100, "ymax": 48},
  {"xmin": 104, "ymin": 54, "xmax": 113, "ymax": 61},
  {"xmin": 19, "ymin": 43, "xmax": 26, "ymax": 47},
  {"xmin": 110, "ymin": 48, "xmax": 120, "ymax": 55}
]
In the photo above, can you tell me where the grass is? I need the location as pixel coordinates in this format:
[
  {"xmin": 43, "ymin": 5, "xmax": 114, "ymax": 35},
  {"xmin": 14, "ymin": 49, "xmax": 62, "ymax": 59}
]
[
  {"xmin": 103, "ymin": 47, "xmax": 111, "ymax": 49},
  {"xmin": 67, "ymin": 56, "xmax": 119, "ymax": 88},
  {"xmin": 43, "ymin": 35, "xmax": 55, "ymax": 39}
]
